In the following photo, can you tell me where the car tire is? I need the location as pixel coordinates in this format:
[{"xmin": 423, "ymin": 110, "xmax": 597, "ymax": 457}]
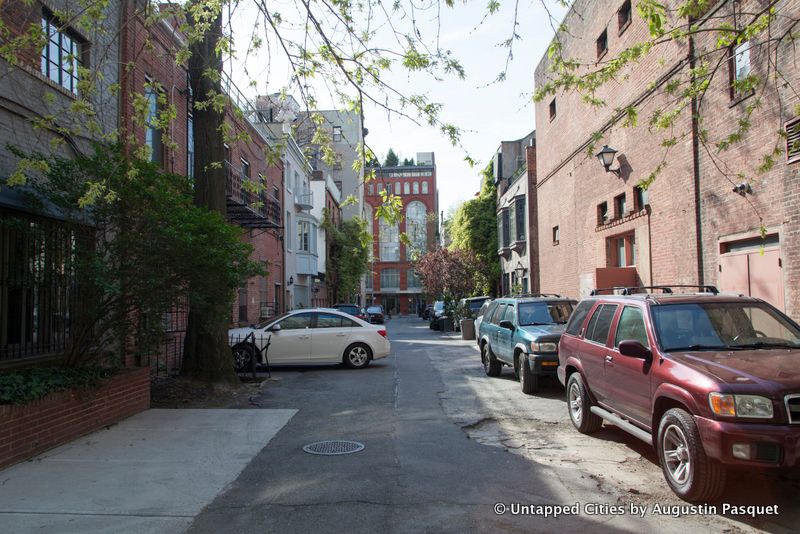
[
  {"xmin": 566, "ymin": 373, "xmax": 603, "ymax": 433},
  {"xmin": 657, "ymin": 408, "xmax": 727, "ymax": 502},
  {"xmin": 519, "ymin": 355, "xmax": 538, "ymax": 395},
  {"xmin": 482, "ymin": 343, "xmax": 501, "ymax": 377},
  {"xmin": 232, "ymin": 343, "xmax": 257, "ymax": 373},
  {"xmin": 343, "ymin": 343, "xmax": 371, "ymax": 369}
]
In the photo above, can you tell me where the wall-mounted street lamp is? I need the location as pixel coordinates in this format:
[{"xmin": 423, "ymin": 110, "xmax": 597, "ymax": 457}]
[
  {"xmin": 596, "ymin": 145, "xmax": 621, "ymax": 177},
  {"xmin": 288, "ymin": 276, "xmax": 294, "ymax": 286},
  {"xmin": 514, "ymin": 261, "xmax": 528, "ymax": 281}
]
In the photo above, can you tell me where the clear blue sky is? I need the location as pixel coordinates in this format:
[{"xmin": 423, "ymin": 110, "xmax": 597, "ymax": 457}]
[{"xmin": 230, "ymin": 1, "xmax": 567, "ymax": 215}]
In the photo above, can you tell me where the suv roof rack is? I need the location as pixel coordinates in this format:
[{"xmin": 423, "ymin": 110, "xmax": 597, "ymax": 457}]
[
  {"xmin": 501, "ymin": 293, "xmax": 562, "ymax": 298},
  {"xmin": 589, "ymin": 285, "xmax": 719, "ymax": 296}
]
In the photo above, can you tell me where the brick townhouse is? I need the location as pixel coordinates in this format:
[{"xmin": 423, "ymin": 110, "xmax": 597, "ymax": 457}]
[
  {"xmin": 533, "ymin": 0, "xmax": 800, "ymax": 319},
  {"xmin": 0, "ymin": 0, "xmax": 121, "ymax": 364},
  {"xmin": 365, "ymin": 153, "xmax": 438, "ymax": 315},
  {"xmin": 119, "ymin": 2, "xmax": 284, "ymax": 333}
]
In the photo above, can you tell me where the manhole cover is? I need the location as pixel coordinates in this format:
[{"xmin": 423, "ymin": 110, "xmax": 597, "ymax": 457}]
[{"xmin": 302, "ymin": 440, "xmax": 365, "ymax": 455}]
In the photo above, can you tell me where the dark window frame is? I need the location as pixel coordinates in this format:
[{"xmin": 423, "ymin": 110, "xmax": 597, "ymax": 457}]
[
  {"xmin": 617, "ymin": 0, "xmax": 632, "ymax": 35},
  {"xmin": 597, "ymin": 201, "xmax": 609, "ymax": 226},
  {"xmin": 41, "ymin": 9, "xmax": 87, "ymax": 95},
  {"xmin": 596, "ymin": 29, "xmax": 608, "ymax": 60},
  {"xmin": 549, "ymin": 98, "xmax": 557, "ymax": 121}
]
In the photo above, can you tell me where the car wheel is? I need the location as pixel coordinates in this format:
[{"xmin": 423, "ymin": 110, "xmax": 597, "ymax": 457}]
[
  {"xmin": 566, "ymin": 373, "xmax": 603, "ymax": 433},
  {"xmin": 657, "ymin": 408, "xmax": 726, "ymax": 502},
  {"xmin": 482, "ymin": 343, "xmax": 501, "ymax": 377},
  {"xmin": 519, "ymin": 355, "xmax": 538, "ymax": 395},
  {"xmin": 232, "ymin": 344, "xmax": 256, "ymax": 373},
  {"xmin": 343, "ymin": 343, "xmax": 371, "ymax": 369}
]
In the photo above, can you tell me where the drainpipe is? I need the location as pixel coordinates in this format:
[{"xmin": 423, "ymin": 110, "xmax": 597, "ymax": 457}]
[{"xmin": 689, "ymin": 34, "xmax": 705, "ymax": 285}]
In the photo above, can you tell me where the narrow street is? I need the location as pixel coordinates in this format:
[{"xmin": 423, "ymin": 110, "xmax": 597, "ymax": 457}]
[{"xmin": 188, "ymin": 318, "xmax": 797, "ymax": 534}]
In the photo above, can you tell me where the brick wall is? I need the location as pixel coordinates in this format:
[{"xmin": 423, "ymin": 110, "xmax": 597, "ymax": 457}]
[{"xmin": 0, "ymin": 367, "xmax": 150, "ymax": 469}]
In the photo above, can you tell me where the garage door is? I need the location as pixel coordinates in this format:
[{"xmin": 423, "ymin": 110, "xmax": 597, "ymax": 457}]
[{"xmin": 719, "ymin": 237, "xmax": 784, "ymax": 311}]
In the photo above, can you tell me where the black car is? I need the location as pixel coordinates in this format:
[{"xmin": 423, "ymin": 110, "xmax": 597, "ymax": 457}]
[
  {"xmin": 365, "ymin": 305, "xmax": 385, "ymax": 324},
  {"xmin": 332, "ymin": 303, "xmax": 367, "ymax": 321},
  {"xmin": 422, "ymin": 304, "xmax": 433, "ymax": 320}
]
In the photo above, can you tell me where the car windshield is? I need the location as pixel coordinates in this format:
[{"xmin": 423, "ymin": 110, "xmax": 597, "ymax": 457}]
[
  {"xmin": 336, "ymin": 306, "xmax": 359, "ymax": 314},
  {"xmin": 434, "ymin": 302, "xmax": 444, "ymax": 311},
  {"xmin": 366, "ymin": 306, "xmax": 382, "ymax": 313},
  {"xmin": 652, "ymin": 302, "xmax": 800, "ymax": 352},
  {"xmin": 518, "ymin": 301, "xmax": 575, "ymax": 326}
]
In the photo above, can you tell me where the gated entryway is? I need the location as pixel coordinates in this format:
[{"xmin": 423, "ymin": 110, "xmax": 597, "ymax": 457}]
[{"xmin": 718, "ymin": 234, "xmax": 784, "ymax": 311}]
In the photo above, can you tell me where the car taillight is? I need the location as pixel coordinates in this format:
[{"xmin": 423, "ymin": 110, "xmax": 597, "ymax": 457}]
[{"xmin": 378, "ymin": 329, "xmax": 387, "ymax": 338}]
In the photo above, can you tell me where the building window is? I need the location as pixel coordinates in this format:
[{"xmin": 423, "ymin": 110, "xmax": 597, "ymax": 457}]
[
  {"xmin": 385, "ymin": 183, "xmax": 392, "ymax": 195},
  {"xmin": 597, "ymin": 29, "xmax": 608, "ymax": 60},
  {"xmin": 144, "ymin": 78, "xmax": 163, "ymax": 165},
  {"xmin": 515, "ymin": 197, "xmax": 526, "ymax": 241},
  {"xmin": 241, "ymin": 158, "xmax": 250, "ymax": 180},
  {"xmin": 421, "ymin": 181, "xmax": 428, "ymax": 194},
  {"xmin": 404, "ymin": 182, "xmax": 410, "ymax": 195},
  {"xmin": 41, "ymin": 11, "xmax": 84, "ymax": 95},
  {"xmin": 552, "ymin": 225, "xmax": 560, "ymax": 245},
  {"xmin": 365, "ymin": 272, "xmax": 373, "ymax": 290},
  {"xmin": 501, "ymin": 208, "xmax": 510, "ymax": 247},
  {"xmin": 406, "ymin": 269, "xmax": 421, "ymax": 289},
  {"xmin": 609, "ymin": 232, "xmax": 636, "ymax": 267},
  {"xmin": 285, "ymin": 211, "xmax": 292, "ymax": 250},
  {"xmin": 597, "ymin": 201, "xmax": 609, "ymax": 225},
  {"xmin": 368, "ymin": 183, "xmax": 374, "ymax": 195},
  {"xmin": 332, "ymin": 126, "xmax": 342, "ymax": 142},
  {"xmin": 396, "ymin": 182, "xmax": 401, "ymax": 195},
  {"xmin": 333, "ymin": 152, "xmax": 343, "ymax": 170},
  {"xmin": 614, "ymin": 193, "xmax": 626, "ymax": 219},
  {"xmin": 634, "ymin": 185, "xmax": 649, "ymax": 210},
  {"xmin": 413, "ymin": 182, "xmax": 419, "ymax": 194},
  {"xmin": 406, "ymin": 201, "xmax": 427, "ymax": 259},
  {"xmin": 238, "ymin": 288, "xmax": 248, "ymax": 322},
  {"xmin": 730, "ymin": 42, "xmax": 752, "ymax": 100},
  {"xmin": 297, "ymin": 220, "xmax": 315, "ymax": 253},
  {"xmin": 187, "ymin": 112, "xmax": 195, "ymax": 178},
  {"xmin": 381, "ymin": 269, "xmax": 400, "ymax": 289},
  {"xmin": 224, "ymin": 144, "xmax": 231, "ymax": 167},
  {"xmin": 618, "ymin": 0, "xmax": 631, "ymax": 34},
  {"xmin": 379, "ymin": 218, "xmax": 400, "ymax": 261},
  {"xmin": 549, "ymin": 98, "xmax": 556, "ymax": 121}
]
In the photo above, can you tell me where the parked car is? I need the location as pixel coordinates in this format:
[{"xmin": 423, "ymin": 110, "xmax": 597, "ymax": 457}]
[
  {"xmin": 477, "ymin": 295, "xmax": 576, "ymax": 393},
  {"xmin": 428, "ymin": 300, "xmax": 445, "ymax": 329},
  {"xmin": 422, "ymin": 304, "xmax": 433, "ymax": 320},
  {"xmin": 229, "ymin": 308, "xmax": 390, "ymax": 371},
  {"xmin": 558, "ymin": 285, "xmax": 800, "ymax": 502},
  {"xmin": 366, "ymin": 305, "xmax": 385, "ymax": 324},
  {"xmin": 473, "ymin": 299, "xmax": 494, "ymax": 346},
  {"xmin": 332, "ymin": 303, "xmax": 367, "ymax": 321},
  {"xmin": 455, "ymin": 296, "xmax": 491, "ymax": 331}
]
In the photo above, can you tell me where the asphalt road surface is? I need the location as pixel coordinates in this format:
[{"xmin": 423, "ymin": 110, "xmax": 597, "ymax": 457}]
[{"xmin": 188, "ymin": 318, "xmax": 797, "ymax": 534}]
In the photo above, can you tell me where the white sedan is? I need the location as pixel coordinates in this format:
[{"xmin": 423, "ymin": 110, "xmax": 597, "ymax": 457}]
[{"xmin": 229, "ymin": 308, "xmax": 391, "ymax": 371}]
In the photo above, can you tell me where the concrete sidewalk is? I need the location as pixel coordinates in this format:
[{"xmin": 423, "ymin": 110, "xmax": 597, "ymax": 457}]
[{"xmin": 0, "ymin": 408, "xmax": 296, "ymax": 534}]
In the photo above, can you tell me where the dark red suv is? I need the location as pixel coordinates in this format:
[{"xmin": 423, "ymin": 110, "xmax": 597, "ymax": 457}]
[{"xmin": 558, "ymin": 285, "xmax": 800, "ymax": 501}]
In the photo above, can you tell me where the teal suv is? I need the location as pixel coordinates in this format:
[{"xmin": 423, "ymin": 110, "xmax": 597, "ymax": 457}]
[{"xmin": 478, "ymin": 295, "xmax": 576, "ymax": 394}]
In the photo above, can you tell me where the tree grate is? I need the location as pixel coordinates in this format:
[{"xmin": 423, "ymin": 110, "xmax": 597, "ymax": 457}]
[{"xmin": 302, "ymin": 440, "xmax": 365, "ymax": 456}]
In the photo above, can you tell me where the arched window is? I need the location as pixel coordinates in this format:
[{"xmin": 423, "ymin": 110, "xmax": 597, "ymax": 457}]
[
  {"xmin": 386, "ymin": 183, "xmax": 392, "ymax": 195},
  {"xmin": 406, "ymin": 201, "xmax": 427, "ymax": 259},
  {"xmin": 404, "ymin": 182, "xmax": 410, "ymax": 195},
  {"xmin": 379, "ymin": 218, "xmax": 400, "ymax": 261},
  {"xmin": 396, "ymin": 182, "xmax": 401, "ymax": 195},
  {"xmin": 421, "ymin": 181, "xmax": 428, "ymax": 194},
  {"xmin": 413, "ymin": 182, "xmax": 419, "ymax": 194}
]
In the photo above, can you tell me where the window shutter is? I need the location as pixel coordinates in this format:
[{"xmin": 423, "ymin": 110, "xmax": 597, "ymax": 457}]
[{"xmin": 786, "ymin": 118, "xmax": 800, "ymax": 164}]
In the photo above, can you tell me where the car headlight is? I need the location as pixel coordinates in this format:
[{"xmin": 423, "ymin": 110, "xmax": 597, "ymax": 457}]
[
  {"xmin": 708, "ymin": 393, "xmax": 773, "ymax": 419},
  {"xmin": 531, "ymin": 341, "xmax": 558, "ymax": 353}
]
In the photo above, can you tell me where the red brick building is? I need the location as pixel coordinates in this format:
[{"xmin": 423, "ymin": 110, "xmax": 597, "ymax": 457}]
[
  {"xmin": 533, "ymin": 0, "xmax": 800, "ymax": 318},
  {"xmin": 365, "ymin": 153, "xmax": 438, "ymax": 315},
  {"xmin": 119, "ymin": 1, "xmax": 284, "ymax": 332}
]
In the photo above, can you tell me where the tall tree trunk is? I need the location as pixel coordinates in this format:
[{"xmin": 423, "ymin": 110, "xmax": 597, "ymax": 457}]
[{"xmin": 180, "ymin": 3, "xmax": 238, "ymax": 384}]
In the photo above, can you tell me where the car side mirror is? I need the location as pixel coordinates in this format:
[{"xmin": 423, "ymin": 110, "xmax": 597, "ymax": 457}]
[
  {"xmin": 499, "ymin": 320, "xmax": 515, "ymax": 331},
  {"xmin": 618, "ymin": 340, "xmax": 651, "ymax": 360},
  {"xmin": 268, "ymin": 323, "xmax": 282, "ymax": 332}
]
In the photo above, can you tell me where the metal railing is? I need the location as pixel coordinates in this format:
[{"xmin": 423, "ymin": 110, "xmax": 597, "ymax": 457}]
[{"xmin": 224, "ymin": 161, "xmax": 281, "ymax": 224}]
